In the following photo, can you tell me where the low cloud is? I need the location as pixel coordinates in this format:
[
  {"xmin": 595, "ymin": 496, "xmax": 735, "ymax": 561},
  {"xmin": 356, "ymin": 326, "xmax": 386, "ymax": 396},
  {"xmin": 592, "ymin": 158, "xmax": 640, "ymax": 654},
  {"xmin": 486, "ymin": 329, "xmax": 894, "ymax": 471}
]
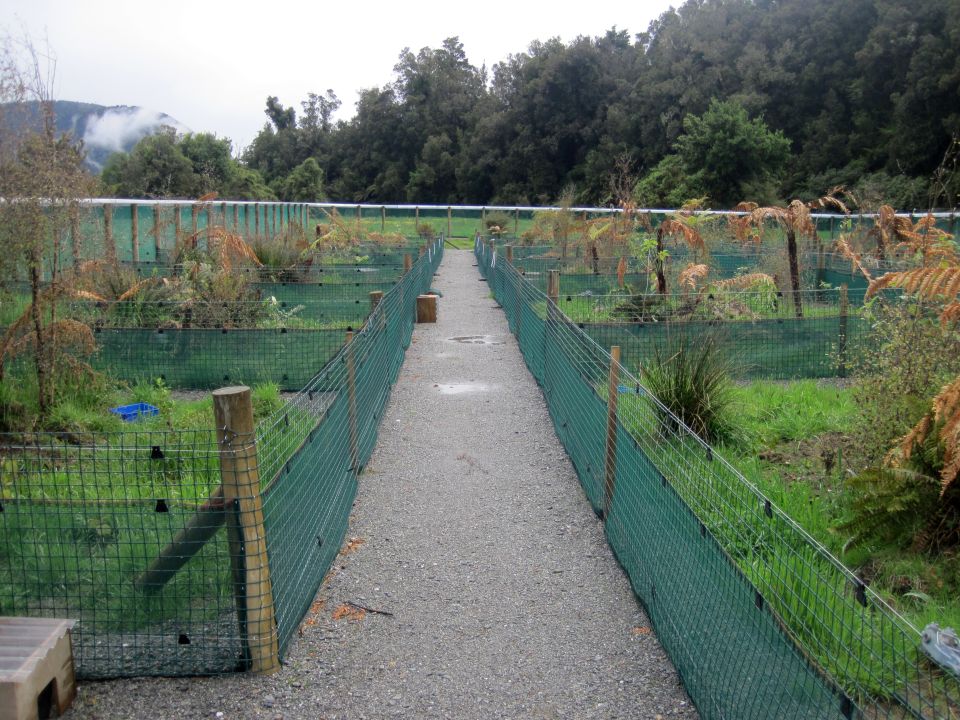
[{"xmin": 82, "ymin": 106, "xmax": 190, "ymax": 153}]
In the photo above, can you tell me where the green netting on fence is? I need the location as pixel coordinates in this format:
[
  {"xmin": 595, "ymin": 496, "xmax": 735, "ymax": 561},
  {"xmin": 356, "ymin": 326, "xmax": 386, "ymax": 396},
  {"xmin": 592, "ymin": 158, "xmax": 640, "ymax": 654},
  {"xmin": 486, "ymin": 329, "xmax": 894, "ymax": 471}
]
[
  {"xmin": 89, "ymin": 328, "xmax": 345, "ymax": 391},
  {"xmin": 0, "ymin": 239, "xmax": 441, "ymax": 678},
  {"xmin": 480, "ymin": 241, "xmax": 960, "ymax": 719}
]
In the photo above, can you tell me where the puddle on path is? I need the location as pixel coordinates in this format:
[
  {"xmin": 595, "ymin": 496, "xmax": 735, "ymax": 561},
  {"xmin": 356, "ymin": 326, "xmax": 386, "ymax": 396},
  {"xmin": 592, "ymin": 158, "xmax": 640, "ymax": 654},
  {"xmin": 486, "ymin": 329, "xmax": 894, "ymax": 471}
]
[
  {"xmin": 447, "ymin": 335, "xmax": 505, "ymax": 346},
  {"xmin": 436, "ymin": 382, "xmax": 493, "ymax": 395}
]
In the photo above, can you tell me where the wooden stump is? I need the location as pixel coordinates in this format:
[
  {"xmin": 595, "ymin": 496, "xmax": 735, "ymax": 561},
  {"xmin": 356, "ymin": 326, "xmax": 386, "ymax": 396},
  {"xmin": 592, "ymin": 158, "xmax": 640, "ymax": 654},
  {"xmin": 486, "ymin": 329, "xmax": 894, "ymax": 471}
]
[{"xmin": 417, "ymin": 294, "xmax": 437, "ymax": 323}]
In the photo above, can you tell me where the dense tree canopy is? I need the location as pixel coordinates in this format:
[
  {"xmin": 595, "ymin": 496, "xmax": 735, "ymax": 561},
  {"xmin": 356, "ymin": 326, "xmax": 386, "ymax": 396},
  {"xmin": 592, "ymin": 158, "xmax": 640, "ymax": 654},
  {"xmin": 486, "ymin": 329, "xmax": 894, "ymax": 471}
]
[{"xmin": 101, "ymin": 0, "xmax": 960, "ymax": 209}]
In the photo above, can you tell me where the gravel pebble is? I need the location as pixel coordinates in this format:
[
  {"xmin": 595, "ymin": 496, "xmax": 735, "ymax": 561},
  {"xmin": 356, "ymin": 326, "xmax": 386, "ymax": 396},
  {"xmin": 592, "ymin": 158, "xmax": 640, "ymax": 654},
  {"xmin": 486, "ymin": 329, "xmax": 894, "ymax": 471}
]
[{"xmin": 65, "ymin": 250, "xmax": 697, "ymax": 719}]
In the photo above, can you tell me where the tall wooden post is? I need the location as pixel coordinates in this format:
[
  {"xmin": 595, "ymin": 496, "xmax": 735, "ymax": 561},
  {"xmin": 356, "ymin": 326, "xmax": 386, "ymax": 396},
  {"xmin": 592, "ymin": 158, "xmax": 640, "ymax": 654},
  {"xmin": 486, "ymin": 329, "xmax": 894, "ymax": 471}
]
[
  {"xmin": 221, "ymin": 202, "xmax": 228, "ymax": 230},
  {"xmin": 604, "ymin": 346, "xmax": 622, "ymax": 518},
  {"xmin": 369, "ymin": 290, "xmax": 384, "ymax": 314},
  {"xmin": 346, "ymin": 332, "xmax": 359, "ymax": 471},
  {"xmin": 191, "ymin": 204, "xmax": 199, "ymax": 236},
  {"xmin": 548, "ymin": 270, "xmax": 560, "ymax": 304},
  {"xmin": 381, "ymin": 206, "xmax": 386, "ymax": 233},
  {"xmin": 415, "ymin": 206, "xmax": 420, "ymax": 229},
  {"xmin": 173, "ymin": 205, "xmax": 183, "ymax": 254},
  {"xmin": 355, "ymin": 205, "xmax": 362, "ymax": 237},
  {"xmin": 130, "ymin": 204, "xmax": 139, "ymax": 263},
  {"xmin": 205, "ymin": 206, "xmax": 214, "ymax": 242},
  {"xmin": 69, "ymin": 203, "xmax": 81, "ymax": 265},
  {"xmin": 404, "ymin": 253, "xmax": 413, "ymax": 274},
  {"xmin": 506, "ymin": 245, "xmax": 513, "ymax": 264},
  {"xmin": 233, "ymin": 204, "xmax": 239, "ymax": 232},
  {"xmin": 271, "ymin": 204, "xmax": 277, "ymax": 238},
  {"xmin": 212, "ymin": 386, "xmax": 279, "ymax": 674},
  {"xmin": 153, "ymin": 203, "xmax": 162, "ymax": 262},
  {"xmin": 447, "ymin": 206, "xmax": 452, "ymax": 238},
  {"xmin": 514, "ymin": 208, "xmax": 519, "ymax": 237},
  {"xmin": 254, "ymin": 203, "xmax": 260, "ymax": 238},
  {"xmin": 102, "ymin": 204, "xmax": 116, "ymax": 263},
  {"xmin": 617, "ymin": 256, "xmax": 627, "ymax": 288},
  {"xmin": 838, "ymin": 285, "xmax": 849, "ymax": 377}
]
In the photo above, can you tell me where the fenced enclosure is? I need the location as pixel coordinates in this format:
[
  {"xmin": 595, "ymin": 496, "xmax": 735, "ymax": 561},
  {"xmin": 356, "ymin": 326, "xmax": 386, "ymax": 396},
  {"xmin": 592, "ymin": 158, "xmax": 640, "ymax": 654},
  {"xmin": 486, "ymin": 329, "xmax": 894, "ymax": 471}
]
[
  {"xmin": 0, "ymin": 240, "xmax": 442, "ymax": 678},
  {"xmin": 41, "ymin": 200, "xmax": 960, "ymax": 271},
  {"xmin": 477, "ymin": 239, "xmax": 960, "ymax": 719}
]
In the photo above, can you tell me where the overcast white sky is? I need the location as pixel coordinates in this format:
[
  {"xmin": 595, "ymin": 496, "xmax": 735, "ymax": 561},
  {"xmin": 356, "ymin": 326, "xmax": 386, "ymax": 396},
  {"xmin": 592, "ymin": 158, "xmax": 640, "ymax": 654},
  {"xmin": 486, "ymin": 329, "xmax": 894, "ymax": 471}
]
[{"xmin": 6, "ymin": 0, "xmax": 676, "ymax": 152}]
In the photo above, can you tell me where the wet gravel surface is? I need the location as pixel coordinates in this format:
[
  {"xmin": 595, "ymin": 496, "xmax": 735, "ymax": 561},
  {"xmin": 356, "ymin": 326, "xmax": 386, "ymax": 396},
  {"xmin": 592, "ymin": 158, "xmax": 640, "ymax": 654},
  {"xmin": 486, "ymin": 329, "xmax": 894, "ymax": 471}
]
[{"xmin": 66, "ymin": 250, "xmax": 697, "ymax": 719}]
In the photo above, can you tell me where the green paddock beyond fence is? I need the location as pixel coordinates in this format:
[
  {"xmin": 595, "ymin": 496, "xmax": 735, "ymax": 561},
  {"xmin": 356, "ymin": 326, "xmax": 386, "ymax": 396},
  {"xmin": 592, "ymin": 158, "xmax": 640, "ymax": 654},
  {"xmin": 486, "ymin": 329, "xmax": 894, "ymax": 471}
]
[
  {"xmin": 477, "ymin": 240, "xmax": 960, "ymax": 719},
  {"xmin": 0, "ymin": 240, "xmax": 442, "ymax": 678}
]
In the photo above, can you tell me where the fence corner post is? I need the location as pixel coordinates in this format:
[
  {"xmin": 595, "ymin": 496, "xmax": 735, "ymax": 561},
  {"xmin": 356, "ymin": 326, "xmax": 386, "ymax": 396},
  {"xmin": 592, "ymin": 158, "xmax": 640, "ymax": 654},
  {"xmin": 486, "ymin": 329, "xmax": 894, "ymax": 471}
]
[
  {"xmin": 604, "ymin": 346, "xmax": 621, "ymax": 519},
  {"xmin": 838, "ymin": 285, "xmax": 849, "ymax": 378},
  {"xmin": 346, "ymin": 332, "xmax": 359, "ymax": 471},
  {"xmin": 213, "ymin": 385, "xmax": 279, "ymax": 674},
  {"xmin": 548, "ymin": 269, "xmax": 560, "ymax": 304}
]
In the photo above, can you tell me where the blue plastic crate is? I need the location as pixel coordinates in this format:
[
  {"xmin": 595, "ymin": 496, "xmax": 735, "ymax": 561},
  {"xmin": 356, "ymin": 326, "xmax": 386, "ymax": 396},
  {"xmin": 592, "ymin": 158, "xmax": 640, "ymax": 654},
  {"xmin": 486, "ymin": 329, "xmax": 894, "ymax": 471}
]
[{"xmin": 109, "ymin": 402, "xmax": 159, "ymax": 422}]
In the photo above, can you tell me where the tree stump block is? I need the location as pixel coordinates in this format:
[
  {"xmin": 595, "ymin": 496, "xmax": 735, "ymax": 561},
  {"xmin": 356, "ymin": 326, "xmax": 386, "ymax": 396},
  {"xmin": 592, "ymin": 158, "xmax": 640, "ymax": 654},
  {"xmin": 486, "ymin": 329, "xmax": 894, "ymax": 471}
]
[
  {"xmin": 416, "ymin": 294, "xmax": 437, "ymax": 323},
  {"xmin": 0, "ymin": 618, "xmax": 76, "ymax": 720}
]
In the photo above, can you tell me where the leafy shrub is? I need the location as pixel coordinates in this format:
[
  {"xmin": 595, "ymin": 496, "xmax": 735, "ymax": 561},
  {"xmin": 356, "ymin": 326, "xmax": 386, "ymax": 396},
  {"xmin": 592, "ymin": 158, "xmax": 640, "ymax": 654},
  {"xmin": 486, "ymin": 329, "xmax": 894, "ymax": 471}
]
[{"xmin": 484, "ymin": 211, "xmax": 513, "ymax": 237}]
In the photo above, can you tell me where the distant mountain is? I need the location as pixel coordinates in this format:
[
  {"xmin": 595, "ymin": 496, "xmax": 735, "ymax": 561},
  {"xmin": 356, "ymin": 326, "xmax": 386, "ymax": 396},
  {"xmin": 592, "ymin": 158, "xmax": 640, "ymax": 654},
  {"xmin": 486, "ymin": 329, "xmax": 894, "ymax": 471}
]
[{"xmin": 1, "ymin": 100, "xmax": 191, "ymax": 173}]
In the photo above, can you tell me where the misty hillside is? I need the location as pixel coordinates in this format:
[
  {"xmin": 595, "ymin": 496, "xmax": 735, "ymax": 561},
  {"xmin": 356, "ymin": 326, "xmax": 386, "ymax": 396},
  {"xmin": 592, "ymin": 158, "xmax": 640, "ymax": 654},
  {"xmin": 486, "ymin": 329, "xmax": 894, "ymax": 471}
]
[{"xmin": 1, "ymin": 100, "xmax": 190, "ymax": 172}]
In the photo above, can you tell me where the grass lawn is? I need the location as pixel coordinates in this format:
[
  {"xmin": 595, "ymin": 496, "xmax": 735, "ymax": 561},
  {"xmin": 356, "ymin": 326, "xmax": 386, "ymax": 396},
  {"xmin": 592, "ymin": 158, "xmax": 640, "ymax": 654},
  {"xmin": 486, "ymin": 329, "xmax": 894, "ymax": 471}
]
[{"xmin": 723, "ymin": 380, "xmax": 960, "ymax": 633}]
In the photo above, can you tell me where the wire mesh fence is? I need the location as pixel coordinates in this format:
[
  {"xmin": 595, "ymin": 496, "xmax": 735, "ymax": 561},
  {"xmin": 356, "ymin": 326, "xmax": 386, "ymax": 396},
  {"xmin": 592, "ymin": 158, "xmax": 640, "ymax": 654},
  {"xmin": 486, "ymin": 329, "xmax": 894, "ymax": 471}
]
[
  {"xmin": 479, "ymin": 239, "xmax": 960, "ymax": 719},
  {"xmin": 55, "ymin": 200, "xmax": 958, "ymax": 270},
  {"xmin": 0, "ymin": 238, "xmax": 441, "ymax": 678}
]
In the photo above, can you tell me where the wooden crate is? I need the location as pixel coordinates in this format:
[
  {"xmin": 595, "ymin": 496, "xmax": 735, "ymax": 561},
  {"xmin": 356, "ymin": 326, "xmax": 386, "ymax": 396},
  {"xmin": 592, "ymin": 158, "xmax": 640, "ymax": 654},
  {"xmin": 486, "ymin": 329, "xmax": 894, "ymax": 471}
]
[{"xmin": 0, "ymin": 618, "xmax": 76, "ymax": 720}]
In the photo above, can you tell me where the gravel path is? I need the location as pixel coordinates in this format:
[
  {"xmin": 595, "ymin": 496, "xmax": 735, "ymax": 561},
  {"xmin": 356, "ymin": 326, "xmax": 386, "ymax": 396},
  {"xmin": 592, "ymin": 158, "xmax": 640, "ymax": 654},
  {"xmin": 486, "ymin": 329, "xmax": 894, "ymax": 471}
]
[{"xmin": 66, "ymin": 250, "xmax": 696, "ymax": 720}]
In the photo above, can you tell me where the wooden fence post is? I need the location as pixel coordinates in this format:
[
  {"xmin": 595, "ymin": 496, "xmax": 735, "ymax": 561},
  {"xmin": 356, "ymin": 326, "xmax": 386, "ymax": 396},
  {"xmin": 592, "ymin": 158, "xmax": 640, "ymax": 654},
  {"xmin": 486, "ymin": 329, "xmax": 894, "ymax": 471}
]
[
  {"xmin": 69, "ymin": 203, "xmax": 81, "ymax": 265},
  {"xmin": 369, "ymin": 290, "xmax": 384, "ymax": 314},
  {"xmin": 447, "ymin": 206, "xmax": 452, "ymax": 238},
  {"xmin": 404, "ymin": 253, "xmax": 413, "ymax": 274},
  {"xmin": 191, "ymin": 204, "xmax": 199, "ymax": 236},
  {"xmin": 416, "ymin": 294, "xmax": 437, "ymax": 323},
  {"xmin": 381, "ymin": 206, "xmax": 386, "ymax": 233},
  {"xmin": 346, "ymin": 332, "xmax": 359, "ymax": 471},
  {"xmin": 102, "ymin": 204, "xmax": 116, "ymax": 263},
  {"xmin": 617, "ymin": 256, "xmax": 626, "ymax": 288},
  {"xmin": 514, "ymin": 208, "xmax": 519, "ymax": 237},
  {"xmin": 254, "ymin": 203, "xmax": 260, "ymax": 238},
  {"xmin": 838, "ymin": 284, "xmax": 849, "ymax": 378},
  {"xmin": 153, "ymin": 203, "xmax": 162, "ymax": 262},
  {"xmin": 130, "ymin": 204, "xmax": 139, "ymax": 264},
  {"xmin": 506, "ymin": 245, "xmax": 513, "ymax": 264},
  {"xmin": 233, "ymin": 204, "xmax": 239, "ymax": 232},
  {"xmin": 212, "ymin": 386, "xmax": 279, "ymax": 674},
  {"xmin": 604, "ymin": 346, "xmax": 621, "ymax": 519},
  {"xmin": 548, "ymin": 269, "xmax": 560, "ymax": 304}
]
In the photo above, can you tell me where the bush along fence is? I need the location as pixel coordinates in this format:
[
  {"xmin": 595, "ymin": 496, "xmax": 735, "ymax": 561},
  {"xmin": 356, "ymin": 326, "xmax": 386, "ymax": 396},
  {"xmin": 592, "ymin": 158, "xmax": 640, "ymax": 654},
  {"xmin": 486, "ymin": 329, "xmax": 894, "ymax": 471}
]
[
  {"xmin": 0, "ymin": 238, "xmax": 442, "ymax": 679},
  {"xmin": 476, "ymin": 239, "xmax": 960, "ymax": 719}
]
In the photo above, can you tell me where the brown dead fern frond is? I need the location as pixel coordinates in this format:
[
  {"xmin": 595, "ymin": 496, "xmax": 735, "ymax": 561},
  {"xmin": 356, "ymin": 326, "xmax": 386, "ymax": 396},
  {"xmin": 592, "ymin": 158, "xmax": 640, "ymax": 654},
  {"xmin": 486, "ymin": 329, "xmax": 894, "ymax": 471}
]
[
  {"xmin": 115, "ymin": 278, "xmax": 162, "ymax": 302},
  {"xmin": 867, "ymin": 267, "xmax": 960, "ymax": 302},
  {"xmin": 808, "ymin": 186, "xmax": 853, "ymax": 215},
  {"xmin": 679, "ymin": 263, "xmax": 709, "ymax": 292},
  {"xmin": 891, "ymin": 376, "xmax": 960, "ymax": 496},
  {"xmin": 659, "ymin": 218, "xmax": 705, "ymax": 253},
  {"xmin": 199, "ymin": 227, "xmax": 262, "ymax": 271},
  {"xmin": 72, "ymin": 289, "xmax": 107, "ymax": 302},
  {"xmin": 709, "ymin": 273, "xmax": 778, "ymax": 292},
  {"xmin": 833, "ymin": 236, "xmax": 874, "ymax": 282}
]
